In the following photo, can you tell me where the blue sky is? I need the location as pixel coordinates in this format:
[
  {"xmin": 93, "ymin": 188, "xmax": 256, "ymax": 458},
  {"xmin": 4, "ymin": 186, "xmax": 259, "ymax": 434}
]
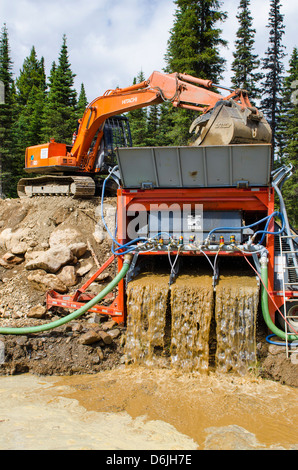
[{"xmin": 1, "ymin": 0, "xmax": 297, "ymax": 102}]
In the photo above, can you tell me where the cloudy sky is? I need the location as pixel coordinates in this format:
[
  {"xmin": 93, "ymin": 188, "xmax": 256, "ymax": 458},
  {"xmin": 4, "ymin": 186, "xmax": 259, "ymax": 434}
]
[{"xmin": 1, "ymin": 0, "xmax": 297, "ymax": 102}]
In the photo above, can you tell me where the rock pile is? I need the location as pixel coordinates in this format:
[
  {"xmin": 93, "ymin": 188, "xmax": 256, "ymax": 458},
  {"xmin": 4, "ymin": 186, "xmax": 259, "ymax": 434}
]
[
  {"xmin": 0, "ymin": 196, "xmax": 127, "ymax": 375},
  {"xmin": 0, "ymin": 196, "xmax": 117, "ymax": 315}
]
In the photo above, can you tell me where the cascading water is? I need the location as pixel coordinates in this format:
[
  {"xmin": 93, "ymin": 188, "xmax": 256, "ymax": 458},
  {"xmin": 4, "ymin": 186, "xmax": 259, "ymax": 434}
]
[
  {"xmin": 170, "ymin": 274, "xmax": 213, "ymax": 373},
  {"xmin": 125, "ymin": 270, "xmax": 260, "ymax": 375},
  {"xmin": 125, "ymin": 273, "xmax": 170, "ymax": 366},
  {"xmin": 214, "ymin": 274, "xmax": 259, "ymax": 375}
]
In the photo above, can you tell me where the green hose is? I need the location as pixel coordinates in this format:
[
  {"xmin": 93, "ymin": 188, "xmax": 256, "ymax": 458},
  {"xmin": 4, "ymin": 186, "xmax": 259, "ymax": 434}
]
[
  {"xmin": 260, "ymin": 261, "xmax": 298, "ymax": 342},
  {"xmin": 0, "ymin": 255, "xmax": 132, "ymax": 335}
]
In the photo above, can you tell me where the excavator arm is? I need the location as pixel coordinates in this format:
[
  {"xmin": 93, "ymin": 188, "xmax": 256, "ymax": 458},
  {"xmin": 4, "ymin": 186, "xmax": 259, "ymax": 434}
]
[
  {"xmin": 70, "ymin": 71, "xmax": 264, "ymax": 172},
  {"xmin": 18, "ymin": 70, "xmax": 272, "ymax": 198}
]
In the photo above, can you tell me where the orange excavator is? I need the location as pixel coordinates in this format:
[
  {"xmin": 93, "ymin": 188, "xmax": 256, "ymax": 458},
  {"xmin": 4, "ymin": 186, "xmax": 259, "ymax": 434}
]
[{"xmin": 17, "ymin": 71, "xmax": 271, "ymax": 198}]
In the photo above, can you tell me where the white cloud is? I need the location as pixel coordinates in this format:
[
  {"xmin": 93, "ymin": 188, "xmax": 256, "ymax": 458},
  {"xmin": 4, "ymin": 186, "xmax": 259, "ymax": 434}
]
[{"xmin": 1, "ymin": 0, "xmax": 297, "ymax": 101}]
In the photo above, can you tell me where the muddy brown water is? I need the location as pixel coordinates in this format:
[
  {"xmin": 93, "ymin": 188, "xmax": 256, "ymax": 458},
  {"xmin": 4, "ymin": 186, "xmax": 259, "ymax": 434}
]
[
  {"xmin": 1, "ymin": 270, "xmax": 297, "ymax": 450},
  {"xmin": 0, "ymin": 368, "xmax": 297, "ymax": 450}
]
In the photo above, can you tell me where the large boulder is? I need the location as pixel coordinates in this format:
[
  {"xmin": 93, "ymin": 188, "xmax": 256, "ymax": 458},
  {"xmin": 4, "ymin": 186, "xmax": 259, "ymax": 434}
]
[
  {"xmin": 27, "ymin": 269, "xmax": 68, "ymax": 293},
  {"xmin": 24, "ymin": 246, "xmax": 76, "ymax": 273},
  {"xmin": 49, "ymin": 227, "xmax": 83, "ymax": 248},
  {"xmin": 0, "ymin": 227, "xmax": 32, "ymax": 252}
]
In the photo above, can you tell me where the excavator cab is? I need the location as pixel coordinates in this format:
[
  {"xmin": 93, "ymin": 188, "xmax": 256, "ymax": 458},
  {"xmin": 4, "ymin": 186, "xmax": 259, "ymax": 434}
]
[
  {"xmin": 102, "ymin": 115, "xmax": 132, "ymax": 167},
  {"xmin": 18, "ymin": 115, "xmax": 133, "ymax": 198}
]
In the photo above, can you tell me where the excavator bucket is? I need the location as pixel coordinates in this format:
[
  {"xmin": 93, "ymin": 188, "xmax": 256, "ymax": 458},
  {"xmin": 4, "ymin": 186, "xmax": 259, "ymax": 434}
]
[{"xmin": 190, "ymin": 99, "xmax": 272, "ymax": 146}]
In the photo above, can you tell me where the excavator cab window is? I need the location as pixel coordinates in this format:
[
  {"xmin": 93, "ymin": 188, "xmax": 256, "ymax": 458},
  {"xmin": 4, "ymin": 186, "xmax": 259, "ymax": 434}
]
[{"xmin": 103, "ymin": 115, "xmax": 132, "ymax": 166}]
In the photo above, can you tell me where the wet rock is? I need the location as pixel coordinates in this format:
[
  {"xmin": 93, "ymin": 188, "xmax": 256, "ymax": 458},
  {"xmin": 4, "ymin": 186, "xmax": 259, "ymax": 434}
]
[
  {"xmin": 71, "ymin": 322, "xmax": 83, "ymax": 333},
  {"xmin": 27, "ymin": 269, "xmax": 68, "ymax": 293},
  {"xmin": 96, "ymin": 346, "xmax": 104, "ymax": 360},
  {"xmin": 108, "ymin": 328, "xmax": 121, "ymax": 339},
  {"xmin": 79, "ymin": 330, "xmax": 101, "ymax": 345},
  {"xmin": 268, "ymin": 344, "xmax": 282, "ymax": 356},
  {"xmin": 204, "ymin": 425, "xmax": 265, "ymax": 450},
  {"xmin": 87, "ymin": 313, "xmax": 105, "ymax": 324},
  {"xmin": 24, "ymin": 246, "xmax": 75, "ymax": 273},
  {"xmin": 86, "ymin": 324, "xmax": 113, "ymax": 344},
  {"xmin": 28, "ymin": 305, "xmax": 47, "ymax": 319},
  {"xmin": 101, "ymin": 319, "xmax": 118, "ymax": 331},
  {"xmin": 98, "ymin": 330, "xmax": 113, "ymax": 345}
]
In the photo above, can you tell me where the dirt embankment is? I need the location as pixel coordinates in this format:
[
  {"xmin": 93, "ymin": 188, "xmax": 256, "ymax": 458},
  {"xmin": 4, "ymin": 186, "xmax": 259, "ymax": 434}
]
[{"xmin": 0, "ymin": 196, "xmax": 297, "ymax": 386}]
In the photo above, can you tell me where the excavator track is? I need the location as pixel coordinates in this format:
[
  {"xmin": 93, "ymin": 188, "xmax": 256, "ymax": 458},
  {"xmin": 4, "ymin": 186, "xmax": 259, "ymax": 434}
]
[{"xmin": 17, "ymin": 175, "xmax": 96, "ymax": 199}]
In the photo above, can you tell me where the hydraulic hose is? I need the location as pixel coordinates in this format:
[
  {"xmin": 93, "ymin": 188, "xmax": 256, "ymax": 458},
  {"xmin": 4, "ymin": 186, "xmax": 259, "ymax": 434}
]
[
  {"xmin": 0, "ymin": 254, "xmax": 132, "ymax": 335},
  {"xmin": 205, "ymin": 212, "xmax": 283, "ymax": 243},
  {"xmin": 260, "ymin": 259, "xmax": 298, "ymax": 342},
  {"xmin": 266, "ymin": 334, "xmax": 288, "ymax": 346}
]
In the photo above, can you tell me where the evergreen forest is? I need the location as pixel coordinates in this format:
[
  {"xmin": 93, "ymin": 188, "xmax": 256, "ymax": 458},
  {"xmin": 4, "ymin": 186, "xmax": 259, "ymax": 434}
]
[{"xmin": 0, "ymin": 0, "xmax": 297, "ymax": 227}]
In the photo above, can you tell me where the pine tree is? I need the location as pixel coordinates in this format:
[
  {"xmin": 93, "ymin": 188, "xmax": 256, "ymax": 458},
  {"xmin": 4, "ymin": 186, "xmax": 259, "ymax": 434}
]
[
  {"xmin": 277, "ymin": 48, "xmax": 298, "ymax": 227},
  {"xmin": 15, "ymin": 47, "xmax": 46, "ymax": 106},
  {"xmin": 144, "ymin": 105, "xmax": 160, "ymax": 146},
  {"xmin": 158, "ymin": 102, "xmax": 174, "ymax": 146},
  {"xmin": 42, "ymin": 35, "xmax": 77, "ymax": 143},
  {"xmin": 126, "ymin": 71, "xmax": 148, "ymax": 146},
  {"xmin": 165, "ymin": 0, "xmax": 227, "ymax": 80},
  {"xmin": 164, "ymin": 0, "xmax": 227, "ymax": 145},
  {"xmin": 260, "ymin": 0, "xmax": 286, "ymax": 156},
  {"xmin": 77, "ymin": 83, "xmax": 88, "ymax": 118},
  {"xmin": 231, "ymin": 0, "xmax": 262, "ymax": 101},
  {"xmin": 13, "ymin": 46, "xmax": 47, "ymax": 173},
  {"xmin": 0, "ymin": 24, "xmax": 14, "ymax": 197}
]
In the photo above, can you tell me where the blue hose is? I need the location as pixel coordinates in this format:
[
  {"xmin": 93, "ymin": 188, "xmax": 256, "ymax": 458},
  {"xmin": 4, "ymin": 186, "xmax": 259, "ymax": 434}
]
[
  {"xmin": 100, "ymin": 168, "xmax": 146, "ymax": 254},
  {"xmin": 206, "ymin": 211, "xmax": 285, "ymax": 244},
  {"xmin": 266, "ymin": 334, "xmax": 287, "ymax": 346},
  {"xmin": 256, "ymin": 212, "xmax": 285, "ymax": 244}
]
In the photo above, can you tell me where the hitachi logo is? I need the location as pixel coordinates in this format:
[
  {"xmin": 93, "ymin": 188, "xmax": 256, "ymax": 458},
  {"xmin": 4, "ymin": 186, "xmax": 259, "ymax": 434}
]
[{"xmin": 122, "ymin": 97, "xmax": 137, "ymax": 105}]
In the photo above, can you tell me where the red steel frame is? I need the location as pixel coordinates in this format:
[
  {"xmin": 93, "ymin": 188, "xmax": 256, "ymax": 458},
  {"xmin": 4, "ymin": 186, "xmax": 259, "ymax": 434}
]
[
  {"xmin": 46, "ymin": 184, "xmax": 289, "ymax": 326},
  {"xmin": 47, "ymin": 253, "xmax": 126, "ymax": 324},
  {"xmin": 117, "ymin": 186, "xmax": 283, "ymax": 324}
]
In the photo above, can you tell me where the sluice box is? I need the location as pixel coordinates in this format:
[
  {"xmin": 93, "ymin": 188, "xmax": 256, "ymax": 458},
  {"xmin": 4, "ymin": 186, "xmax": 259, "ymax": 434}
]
[{"xmin": 116, "ymin": 144, "xmax": 272, "ymax": 189}]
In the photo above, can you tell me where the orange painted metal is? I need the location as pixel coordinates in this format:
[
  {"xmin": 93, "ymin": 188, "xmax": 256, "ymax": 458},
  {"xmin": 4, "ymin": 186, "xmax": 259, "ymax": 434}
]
[
  {"xmin": 46, "ymin": 254, "xmax": 126, "ymax": 324},
  {"xmin": 25, "ymin": 71, "xmax": 256, "ymax": 175},
  {"xmin": 46, "ymin": 184, "xmax": 287, "ymax": 327},
  {"xmin": 117, "ymin": 185, "xmax": 282, "ymax": 325}
]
